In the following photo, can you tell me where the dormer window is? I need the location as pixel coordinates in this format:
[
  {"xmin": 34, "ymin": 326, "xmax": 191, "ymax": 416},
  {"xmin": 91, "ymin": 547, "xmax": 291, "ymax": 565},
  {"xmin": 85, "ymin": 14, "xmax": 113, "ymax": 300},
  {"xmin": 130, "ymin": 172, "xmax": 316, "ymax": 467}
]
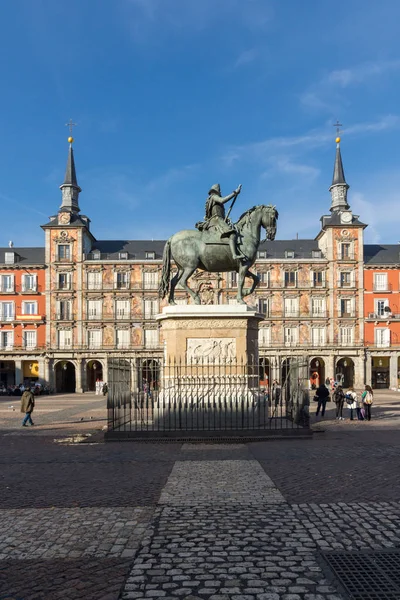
[
  {"xmin": 258, "ymin": 250, "xmax": 267, "ymax": 259},
  {"xmin": 285, "ymin": 250, "xmax": 295, "ymax": 259},
  {"xmin": 4, "ymin": 252, "xmax": 15, "ymax": 264},
  {"xmin": 312, "ymin": 250, "xmax": 322, "ymax": 258},
  {"xmin": 92, "ymin": 251, "xmax": 101, "ymax": 260},
  {"xmin": 146, "ymin": 251, "xmax": 156, "ymax": 260},
  {"xmin": 119, "ymin": 252, "xmax": 128, "ymax": 260}
]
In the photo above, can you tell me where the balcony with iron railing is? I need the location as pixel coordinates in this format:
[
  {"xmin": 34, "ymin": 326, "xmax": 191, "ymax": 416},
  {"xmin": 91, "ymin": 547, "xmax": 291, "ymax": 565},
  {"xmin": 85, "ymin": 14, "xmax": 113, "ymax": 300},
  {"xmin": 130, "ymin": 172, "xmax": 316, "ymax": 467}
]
[
  {"xmin": 19, "ymin": 284, "xmax": 42, "ymax": 294},
  {"xmin": 283, "ymin": 310, "xmax": 300, "ymax": 318},
  {"xmin": 0, "ymin": 313, "xmax": 15, "ymax": 322},
  {"xmin": 84, "ymin": 280, "xmax": 159, "ymax": 292},
  {"xmin": 373, "ymin": 282, "xmax": 393, "ymax": 292},
  {"xmin": 55, "ymin": 312, "xmax": 75, "ymax": 321},
  {"xmin": 56, "ymin": 282, "xmax": 73, "ymax": 291},
  {"xmin": 366, "ymin": 312, "xmax": 400, "ymax": 320},
  {"xmin": 0, "ymin": 285, "xmax": 15, "ymax": 294}
]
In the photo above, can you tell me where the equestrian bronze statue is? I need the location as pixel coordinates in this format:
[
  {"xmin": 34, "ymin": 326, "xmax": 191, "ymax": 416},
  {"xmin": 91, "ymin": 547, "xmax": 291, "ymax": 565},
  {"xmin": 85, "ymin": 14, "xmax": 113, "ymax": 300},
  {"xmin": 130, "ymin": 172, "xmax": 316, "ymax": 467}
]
[{"xmin": 159, "ymin": 183, "xmax": 278, "ymax": 305}]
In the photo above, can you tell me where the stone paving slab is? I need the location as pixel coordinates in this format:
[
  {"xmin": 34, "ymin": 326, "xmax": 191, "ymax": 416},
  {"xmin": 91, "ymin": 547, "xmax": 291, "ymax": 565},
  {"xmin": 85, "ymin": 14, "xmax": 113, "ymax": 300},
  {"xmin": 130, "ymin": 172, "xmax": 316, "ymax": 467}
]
[
  {"xmin": 159, "ymin": 460, "xmax": 285, "ymax": 505},
  {"xmin": 1, "ymin": 557, "xmax": 133, "ymax": 600},
  {"xmin": 120, "ymin": 505, "xmax": 345, "ymax": 600},
  {"xmin": 0, "ymin": 507, "xmax": 153, "ymax": 560}
]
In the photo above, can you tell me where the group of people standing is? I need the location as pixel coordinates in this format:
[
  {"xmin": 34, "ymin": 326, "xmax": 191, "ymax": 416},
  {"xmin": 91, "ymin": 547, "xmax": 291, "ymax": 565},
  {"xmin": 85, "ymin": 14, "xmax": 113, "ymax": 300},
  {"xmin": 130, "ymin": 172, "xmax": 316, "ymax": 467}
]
[{"xmin": 315, "ymin": 382, "xmax": 374, "ymax": 421}]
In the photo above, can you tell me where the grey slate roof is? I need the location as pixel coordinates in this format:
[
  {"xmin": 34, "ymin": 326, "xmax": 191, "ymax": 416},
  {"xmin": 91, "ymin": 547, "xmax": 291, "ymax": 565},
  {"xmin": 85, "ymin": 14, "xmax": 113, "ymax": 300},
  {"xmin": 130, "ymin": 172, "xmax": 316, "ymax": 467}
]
[
  {"xmin": 331, "ymin": 144, "xmax": 347, "ymax": 186},
  {"xmin": 364, "ymin": 244, "xmax": 400, "ymax": 265},
  {"xmin": 62, "ymin": 145, "xmax": 80, "ymax": 189},
  {"xmin": 320, "ymin": 213, "xmax": 367, "ymax": 228},
  {"xmin": 258, "ymin": 239, "xmax": 323, "ymax": 259},
  {"xmin": 91, "ymin": 240, "xmax": 167, "ymax": 260},
  {"xmin": 0, "ymin": 247, "xmax": 45, "ymax": 266},
  {"xmin": 41, "ymin": 213, "xmax": 91, "ymax": 228}
]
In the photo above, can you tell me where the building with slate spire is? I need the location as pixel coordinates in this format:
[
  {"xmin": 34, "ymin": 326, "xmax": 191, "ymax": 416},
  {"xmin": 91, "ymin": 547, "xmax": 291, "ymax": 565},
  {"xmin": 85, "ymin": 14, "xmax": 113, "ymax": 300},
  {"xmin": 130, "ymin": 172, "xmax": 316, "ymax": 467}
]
[{"xmin": 0, "ymin": 129, "xmax": 399, "ymax": 394}]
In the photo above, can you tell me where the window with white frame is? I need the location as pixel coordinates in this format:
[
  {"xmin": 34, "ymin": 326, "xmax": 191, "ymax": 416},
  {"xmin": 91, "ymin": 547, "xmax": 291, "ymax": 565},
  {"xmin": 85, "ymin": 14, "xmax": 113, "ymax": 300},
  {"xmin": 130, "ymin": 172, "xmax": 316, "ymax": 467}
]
[
  {"xmin": 22, "ymin": 301, "xmax": 37, "ymax": 315},
  {"xmin": 119, "ymin": 252, "xmax": 128, "ymax": 260},
  {"xmin": 5, "ymin": 252, "xmax": 15, "ymax": 264},
  {"xmin": 58, "ymin": 329, "xmax": 72, "ymax": 349},
  {"xmin": 57, "ymin": 300, "xmax": 72, "ymax": 320},
  {"xmin": 375, "ymin": 328, "xmax": 390, "ymax": 348},
  {"xmin": 284, "ymin": 271, "xmax": 297, "ymax": 287},
  {"xmin": 116, "ymin": 329, "xmax": 130, "ymax": 348},
  {"xmin": 0, "ymin": 274, "xmax": 14, "ymax": 292},
  {"xmin": 145, "ymin": 251, "xmax": 156, "ymax": 260},
  {"xmin": 87, "ymin": 300, "xmax": 102, "ymax": 320},
  {"xmin": 23, "ymin": 330, "xmax": 37, "ymax": 349},
  {"xmin": 115, "ymin": 271, "xmax": 130, "ymax": 289},
  {"xmin": 284, "ymin": 297, "xmax": 299, "ymax": 317},
  {"xmin": 373, "ymin": 272, "xmax": 388, "ymax": 292},
  {"xmin": 87, "ymin": 271, "xmax": 102, "ymax": 290},
  {"xmin": 0, "ymin": 302, "xmax": 14, "ymax": 321},
  {"xmin": 340, "ymin": 327, "xmax": 354, "ymax": 346},
  {"xmin": 311, "ymin": 297, "xmax": 325, "ymax": 317},
  {"xmin": 285, "ymin": 250, "xmax": 295, "ymax": 259},
  {"xmin": 312, "ymin": 270, "xmax": 325, "ymax": 287},
  {"xmin": 375, "ymin": 299, "xmax": 389, "ymax": 317},
  {"xmin": 258, "ymin": 327, "xmax": 271, "ymax": 345},
  {"xmin": 143, "ymin": 271, "xmax": 158, "ymax": 289},
  {"xmin": 144, "ymin": 329, "xmax": 159, "ymax": 348},
  {"xmin": 257, "ymin": 271, "xmax": 269, "ymax": 285},
  {"xmin": 258, "ymin": 298, "xmax": 269, "ymax": 316},
  {"xmin": 340, "ymin": 242, "xmax": 352, "ymax": 260},
  {"xmin": 229, "ymin": 272, "xmax": 238, "ymax": 288},
  {"xmin": 88, "ymin": 329, "xmax": 102, "ymax": 349},
  {"xmin": 284, "ymin": 327, "xmax": 298, "ymax": 346},
  {"xmin": 257, "ymin": 250, "xmax": 267, "ymax": 259},
  {"xmin": 0, "ymin": 331, "xmax": 13, "ymax": 349},
  {"xmin": 312, "ymin": 249, "xmax": 322, "ymax": 258},
  {"xmin": 339, "ymin": 271, "xmax": 352, "ymax": 287},
  {"xmin": 58, "ymin": 245, "xmax": 71, "ymax": 261},
  {"xmin": 58, "ymin": 273, "xmax": 71, "ymax": 290},
  {"xmin": 115, "ymin": 299, "xmax": 130, "ymax": 319},
  {"xmin": 22, "ymin": 274, "xmax": 37, "ymax": 292},
  {"xmin": 340, "ymin": 298, "xmax": 353, "ymax": 317},
  {"xmin": 144, "ymin": 299, "xmax": 159, "ymax": 319},
  {"xmin": 312, "ymin": 327, "xmax": 326, "ymax": 346}
]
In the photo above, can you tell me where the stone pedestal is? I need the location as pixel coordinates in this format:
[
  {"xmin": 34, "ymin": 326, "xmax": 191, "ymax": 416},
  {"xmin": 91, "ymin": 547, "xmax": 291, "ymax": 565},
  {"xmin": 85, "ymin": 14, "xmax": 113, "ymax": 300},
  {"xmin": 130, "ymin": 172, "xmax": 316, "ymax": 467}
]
[{"xmin": 156, "ymin": 304, "xmax": 264, "ymax": 365}]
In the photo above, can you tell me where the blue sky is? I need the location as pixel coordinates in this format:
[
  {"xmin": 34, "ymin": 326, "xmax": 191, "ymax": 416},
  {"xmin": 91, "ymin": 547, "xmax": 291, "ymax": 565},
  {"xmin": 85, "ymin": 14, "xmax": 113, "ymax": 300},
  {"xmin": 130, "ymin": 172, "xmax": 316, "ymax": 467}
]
[{"xmin": 1, "ymin": 0, "xmax": 400, "ymax": 245}]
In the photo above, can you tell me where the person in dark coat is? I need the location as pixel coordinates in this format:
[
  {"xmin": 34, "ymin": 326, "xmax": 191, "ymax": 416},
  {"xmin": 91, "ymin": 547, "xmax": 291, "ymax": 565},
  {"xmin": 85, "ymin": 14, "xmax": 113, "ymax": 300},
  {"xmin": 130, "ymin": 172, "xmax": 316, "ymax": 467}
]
[
  {"xmin": 21, "ymin": 388, "xmax": 35, "ymax": 426},
  {"xmin": 333, "ymin": 385, "xmax": 345, "ymax": 420},
  {"xmin": 315, "ymin": 383, "xmax": 330, "ymax": 418}
]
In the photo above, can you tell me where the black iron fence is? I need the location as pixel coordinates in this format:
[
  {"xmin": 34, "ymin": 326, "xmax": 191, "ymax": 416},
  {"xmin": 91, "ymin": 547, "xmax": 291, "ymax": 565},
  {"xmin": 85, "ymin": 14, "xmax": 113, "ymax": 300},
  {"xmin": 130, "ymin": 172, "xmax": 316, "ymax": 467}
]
[{"xmin": 106, "ymin": 356, "xmax": 310, "ymax": 439}]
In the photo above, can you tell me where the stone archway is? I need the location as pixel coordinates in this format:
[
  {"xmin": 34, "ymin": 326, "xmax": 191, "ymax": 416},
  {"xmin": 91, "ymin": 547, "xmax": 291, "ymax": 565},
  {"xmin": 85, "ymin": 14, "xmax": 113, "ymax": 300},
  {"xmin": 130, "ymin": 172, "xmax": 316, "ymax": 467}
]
[
  {"xmin": 86, "ymin": 360, "xmax": 104, "ymax": 392},
  {"xmin": 55, "ymin": 361, "xmax": 76, "ymax": 393},
  {"xmin": 141, "ymin": 359, "xmax": 160, "ymax": 392},
  {"xmin": 309, "ymin": 357, "xmax": 325, "ymax": 390},
  {"xmin": 259, "ymin": 357, "xmax": 270, "ymax": 390},
  {"xmin": 336, "ymin": 357, "xmax": 354, "ymax": 389}
]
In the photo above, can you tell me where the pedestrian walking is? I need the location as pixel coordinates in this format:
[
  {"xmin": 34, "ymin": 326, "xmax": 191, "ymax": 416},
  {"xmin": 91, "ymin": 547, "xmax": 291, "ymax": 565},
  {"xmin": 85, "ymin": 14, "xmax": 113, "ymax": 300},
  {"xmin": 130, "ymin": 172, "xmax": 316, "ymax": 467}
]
[
  {"xmin": 21, "ymin": 388, "xmax": 35, "ymax": 427},
  {"xmin": 315, "ymin": 383, "xmax": 330, "ymax": 418},
  {"xmin": 102, "ymin": 382, "xmax": 108, "ymax": 396},
  {"xmin": 333, "ymin": 384, "xmax": 345, "ymax": 420},
  {"xmin": 272, "ymin": 380, "xmax": 281, "ymax": 407},
  {"xmin": 356, "ymin": 395, "xmax": 365, "ymax": 420},
  {"xmin": 362, "ymin": 385, "xmax": 374, "ymax": 421},
  {"xmin": 345, "ymin": 387, "xmax": 357, "ymax": 420}
]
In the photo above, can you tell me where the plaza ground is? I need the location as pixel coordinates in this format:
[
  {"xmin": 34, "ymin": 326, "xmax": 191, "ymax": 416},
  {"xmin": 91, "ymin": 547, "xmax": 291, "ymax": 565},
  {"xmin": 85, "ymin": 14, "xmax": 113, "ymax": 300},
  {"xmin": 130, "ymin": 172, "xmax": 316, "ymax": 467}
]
[{"xmin": 1, "ymin": 391, "xmax": 400, "ymax": 599}]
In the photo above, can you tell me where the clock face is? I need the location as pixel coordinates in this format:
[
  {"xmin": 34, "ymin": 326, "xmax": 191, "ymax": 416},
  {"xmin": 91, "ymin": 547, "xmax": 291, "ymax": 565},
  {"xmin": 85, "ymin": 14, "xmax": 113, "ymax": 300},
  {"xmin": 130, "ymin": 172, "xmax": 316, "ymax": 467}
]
[
  {"xmin": 341, "ymin": 212, "xmax": 352, "ymax": 224},
  {"xmin": 58, "ymin": 212, "xmax": 70, "ymax": 225}
]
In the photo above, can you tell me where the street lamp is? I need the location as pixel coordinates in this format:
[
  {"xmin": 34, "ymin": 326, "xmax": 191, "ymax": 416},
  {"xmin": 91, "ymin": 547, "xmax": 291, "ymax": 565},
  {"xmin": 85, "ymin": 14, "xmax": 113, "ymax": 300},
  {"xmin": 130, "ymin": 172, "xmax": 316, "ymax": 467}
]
[
  {"xmin": 343, "ymin": 360, "xmax": 348, "ymax": 367},
  {"xmin": 315, "ymin": 360, "xmax": 319, "ymax": 367}
]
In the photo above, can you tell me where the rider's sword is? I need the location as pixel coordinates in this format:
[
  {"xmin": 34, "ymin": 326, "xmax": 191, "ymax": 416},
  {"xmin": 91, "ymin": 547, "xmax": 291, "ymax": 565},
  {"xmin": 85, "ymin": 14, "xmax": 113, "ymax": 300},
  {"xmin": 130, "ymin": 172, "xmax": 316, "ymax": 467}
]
[{"xmin": 225, "ymin": 184, "xmax": 241, "ymax": 222}]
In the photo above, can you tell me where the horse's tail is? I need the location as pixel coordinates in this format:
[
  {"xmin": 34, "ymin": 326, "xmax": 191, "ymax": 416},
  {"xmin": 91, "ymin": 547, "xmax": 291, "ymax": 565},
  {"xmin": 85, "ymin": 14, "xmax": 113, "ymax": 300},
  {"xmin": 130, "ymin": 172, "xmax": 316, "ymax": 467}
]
[{"xmin": 159, "ymin": 238, "xmax": 172, "ymax": 299}]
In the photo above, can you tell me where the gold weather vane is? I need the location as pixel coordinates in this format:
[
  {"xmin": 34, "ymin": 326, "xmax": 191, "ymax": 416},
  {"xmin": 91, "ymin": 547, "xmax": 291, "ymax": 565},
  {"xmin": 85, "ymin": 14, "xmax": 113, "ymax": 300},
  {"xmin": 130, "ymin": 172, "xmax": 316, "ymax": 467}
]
[
  {"xmin": 65, "ymin": 118, "xmax": 77, "ymax": 144},
  {"xmin": 333, "ymin": 120, "xmax": 342, "ymax": 143}
]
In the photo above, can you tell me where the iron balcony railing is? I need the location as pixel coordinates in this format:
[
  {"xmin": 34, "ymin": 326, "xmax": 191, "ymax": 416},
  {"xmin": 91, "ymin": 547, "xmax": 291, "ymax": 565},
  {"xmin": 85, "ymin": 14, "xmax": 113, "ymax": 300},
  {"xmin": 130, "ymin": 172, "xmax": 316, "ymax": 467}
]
[
  {"xmin": 84, "ymin": 281, "xmax": 159, "ymax": 291},
  {"xmin": 373, "ymin": 282, "xmax": 392, "ymax": 292}
]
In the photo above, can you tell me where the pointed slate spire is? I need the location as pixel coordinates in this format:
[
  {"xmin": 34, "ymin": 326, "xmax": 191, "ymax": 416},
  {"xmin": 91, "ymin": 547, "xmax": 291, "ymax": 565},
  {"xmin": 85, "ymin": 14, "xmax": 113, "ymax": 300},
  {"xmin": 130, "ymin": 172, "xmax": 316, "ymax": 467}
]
[
  {"xmin": 59, "ymin": 139, "xmax": 81, "ymax": 213},
  {"xmin": 329, "ymin": 137, "xmax": 349, "ymax": 212}
]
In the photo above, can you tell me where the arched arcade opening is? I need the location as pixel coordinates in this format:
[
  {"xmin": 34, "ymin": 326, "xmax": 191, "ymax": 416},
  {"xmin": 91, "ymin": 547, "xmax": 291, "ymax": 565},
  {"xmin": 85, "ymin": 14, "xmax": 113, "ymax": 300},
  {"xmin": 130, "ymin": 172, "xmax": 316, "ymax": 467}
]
[
  {"xmin": 336, "ymin": 357, "xmax": 354, "ymax": 389},
  {"xmin": 309, "ymin": 357, "xmax": 325, "ymax": 390},
  {"xmin": 86, "ymin": 360, "xmax": 103, "ymax": 392},
  {"xmin": 55, "ymin": 361, "xmax": 76, "ymax": 393}
]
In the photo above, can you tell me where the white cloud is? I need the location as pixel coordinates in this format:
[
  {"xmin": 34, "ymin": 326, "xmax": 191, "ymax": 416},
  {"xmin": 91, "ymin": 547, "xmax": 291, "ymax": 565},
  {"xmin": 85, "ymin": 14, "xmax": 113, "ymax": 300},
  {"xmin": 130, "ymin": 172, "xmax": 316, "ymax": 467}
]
[
  {"xmin": 301, "ymin": 59, "xmax": 400, "ymax": 114},
  {"xmin": 123, "ymin": 0, "xmax": 274, "ymax": 38},
  {"xmin": 222, "ymin": 116, "xmax": 400, "ymax": 168},
  {"xmin": 234, "ymin": 48, "xmax": 259, "ymax": 68}
]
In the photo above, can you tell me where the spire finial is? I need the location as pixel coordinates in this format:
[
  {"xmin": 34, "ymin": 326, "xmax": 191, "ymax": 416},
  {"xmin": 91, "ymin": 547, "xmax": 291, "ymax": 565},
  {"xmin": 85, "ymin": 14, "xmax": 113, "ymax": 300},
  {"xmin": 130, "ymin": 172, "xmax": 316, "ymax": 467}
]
[
  {"xmin": 333, "ymin": 120, "xmax": 342, "ymax": 145},
  {"xmin": 65, "ymin": 118, "xmax": 77, "ymax": 145}
]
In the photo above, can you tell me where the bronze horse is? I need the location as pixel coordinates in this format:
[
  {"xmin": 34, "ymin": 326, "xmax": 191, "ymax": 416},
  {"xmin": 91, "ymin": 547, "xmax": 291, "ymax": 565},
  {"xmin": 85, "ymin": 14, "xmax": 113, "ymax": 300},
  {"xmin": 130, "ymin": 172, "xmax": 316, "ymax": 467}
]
[{"xmin": 159, "ymin": 204, "xmax": 278, "ymax": 305}]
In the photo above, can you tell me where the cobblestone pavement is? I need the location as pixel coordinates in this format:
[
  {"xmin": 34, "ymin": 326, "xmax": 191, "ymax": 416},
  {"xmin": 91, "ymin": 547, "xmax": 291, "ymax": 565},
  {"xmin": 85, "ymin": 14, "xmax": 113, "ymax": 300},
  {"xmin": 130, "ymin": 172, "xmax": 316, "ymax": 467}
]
[{"xmin": 1, "ymin": 392, "xmax": 400, "ymax": 599}]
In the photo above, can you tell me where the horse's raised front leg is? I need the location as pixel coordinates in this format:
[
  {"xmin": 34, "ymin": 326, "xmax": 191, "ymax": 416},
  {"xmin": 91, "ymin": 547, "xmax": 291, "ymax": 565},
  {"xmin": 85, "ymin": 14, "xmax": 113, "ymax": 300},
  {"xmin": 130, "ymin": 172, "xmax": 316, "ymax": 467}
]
[
  {"xmin": 169, "ymin": 269, "xmax": 183, "ymax": 305},
  {"xmin": 243, "ymin": 269, "xmax": 260, "ymax": 297},
  {"xmin": 236, "ymin": 265, "xmax": 248, "ymax": 304},
  {"xmin": 180, "ymin": 267, "xmax": 201, "ymax": 305}
]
